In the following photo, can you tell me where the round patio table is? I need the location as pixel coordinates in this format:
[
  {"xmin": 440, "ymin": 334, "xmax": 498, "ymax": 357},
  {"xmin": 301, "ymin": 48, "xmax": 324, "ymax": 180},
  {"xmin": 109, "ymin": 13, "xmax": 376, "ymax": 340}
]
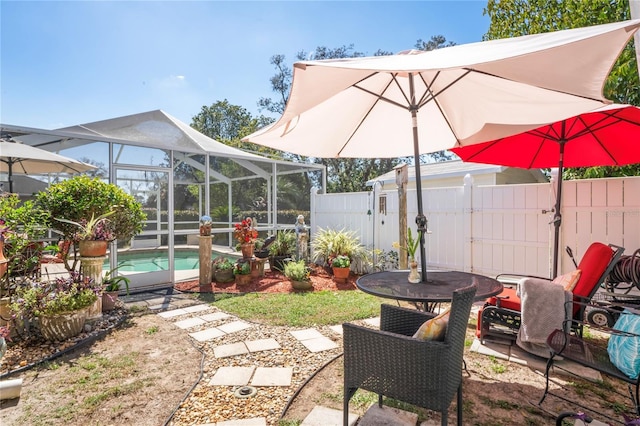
[{"xmin": 356, "ymin": 270, "xmax": 503, "ymax": 311}]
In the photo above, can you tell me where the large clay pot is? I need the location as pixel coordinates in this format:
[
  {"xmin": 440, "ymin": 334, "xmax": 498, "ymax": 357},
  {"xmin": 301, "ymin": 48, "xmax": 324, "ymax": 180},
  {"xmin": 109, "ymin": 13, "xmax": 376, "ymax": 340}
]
[
  {"xmin": 240, "ymin": 243, "xmax": 254, "ymax": 259},
  {"xmin": 39, "ymin": 306, "xmax": 90, "ymax": 341},
  {"xmin": 332, "ymin": 266, "xmax": 350, "ymax": 283},
  {"xmin": 290, "ymin": 280, "xmax": 312, "ymax": 290},
  {"xmin": 78, "ymin": 240, "xmax": 108, "ymax": 257},
  {"xmin": 214, "ymin": 269, "xmax": 234, "ymax": 283}
]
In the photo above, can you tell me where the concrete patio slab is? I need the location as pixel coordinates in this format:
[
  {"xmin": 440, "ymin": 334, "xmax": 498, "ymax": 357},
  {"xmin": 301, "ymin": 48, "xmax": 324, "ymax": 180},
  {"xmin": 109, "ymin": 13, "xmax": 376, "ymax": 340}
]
[
  {"xmin": 509, "ymin": 345, "xmax": 548, "ymax": 371},
  {"xmin": 183, "ymin": 304, "xmax": 211, "ymax": 314},
  {"xmin": 200, "ymin": 312, "xmax": 232, "ymax": 322},
  {"xmin": 301, "ymin": 406, "xmax": 358, "ymax": 426},
  {"xmin": 470, "ymin": 338, "xmax": 510, "ymax": 361},
  {"xmin": 245, "ymin": 338, "xmax": 280, "ymax": 353},
  {"xmin": 298, "ymin": 336, "xmax": 339, "ymax": 353},
  {"xmin": 189, "ymin": 327, "xmax": 226, "ymax": 342},
  {"xmin": 157, "ymin": 308, "xmax": 189, "ymax": 318},
  {"xmin": 250, "ymin": 367, "xmax": 292, "ymax": 386},
  {"xmin": 218, "ymin": 320, "xmax": 252, "ymax": 334},
  {"xmin": 359, "ymin": 404, "xmax": 418, "ymax": 426},
  {"xmin": 289, "ymin": 328, "xmax": 324, "ymax": 341},
  {"xmin": 174, "ymin": 317, "xmax": 207, "ymax": 329},
  {"xmin": 214, "ymin": 342, "xmax": 249, "ymax": 358},
  {"xmin": 209, "ymin": 366, "xmax": 256, "ymax": 386}
]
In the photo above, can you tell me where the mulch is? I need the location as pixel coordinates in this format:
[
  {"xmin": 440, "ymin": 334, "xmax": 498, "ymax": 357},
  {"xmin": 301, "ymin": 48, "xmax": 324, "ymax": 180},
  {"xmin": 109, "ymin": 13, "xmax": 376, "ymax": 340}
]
[{"xmin": 174, "ymin": 264, "xmax": 358, "ymax": 294}]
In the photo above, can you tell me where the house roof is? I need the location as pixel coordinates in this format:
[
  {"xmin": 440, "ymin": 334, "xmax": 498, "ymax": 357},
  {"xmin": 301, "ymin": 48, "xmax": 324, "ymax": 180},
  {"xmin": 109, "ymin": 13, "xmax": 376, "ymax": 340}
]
[{"xmin": 366, "ymin": 160, "xmax": 547, "ymax": 187}]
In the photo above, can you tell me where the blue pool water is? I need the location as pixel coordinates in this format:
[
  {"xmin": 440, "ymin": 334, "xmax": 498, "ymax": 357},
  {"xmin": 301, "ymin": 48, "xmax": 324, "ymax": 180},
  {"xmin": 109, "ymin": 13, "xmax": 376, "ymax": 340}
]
[{"xmin": 106, "ymin": 250, "xmax": 236, "ymax": 272}]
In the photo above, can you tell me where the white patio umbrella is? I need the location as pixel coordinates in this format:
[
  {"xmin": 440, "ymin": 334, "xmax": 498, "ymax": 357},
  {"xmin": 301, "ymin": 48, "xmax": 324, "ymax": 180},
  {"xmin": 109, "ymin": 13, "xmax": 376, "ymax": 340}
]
[
  {"xmin": 244, "ymin": 19, "xmax": 640, "ymax": 282},
  {"xmin": 0, "ymin": 140, "xmax": 96, "ymax": 193}
]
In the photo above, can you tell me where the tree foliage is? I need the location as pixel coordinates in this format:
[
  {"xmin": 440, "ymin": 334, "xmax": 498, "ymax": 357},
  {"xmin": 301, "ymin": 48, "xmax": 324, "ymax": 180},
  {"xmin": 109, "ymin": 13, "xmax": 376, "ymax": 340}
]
[{"xmin": 484, "ymin": 0, "xmax": 640, "ymax": 178}]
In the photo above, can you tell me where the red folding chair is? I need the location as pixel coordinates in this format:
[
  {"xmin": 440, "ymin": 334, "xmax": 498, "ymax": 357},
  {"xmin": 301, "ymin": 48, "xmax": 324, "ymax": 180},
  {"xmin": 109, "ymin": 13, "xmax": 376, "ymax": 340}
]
[{"xmin": 476, "ymin": 242, "xmax": 624, "ymax": 342}]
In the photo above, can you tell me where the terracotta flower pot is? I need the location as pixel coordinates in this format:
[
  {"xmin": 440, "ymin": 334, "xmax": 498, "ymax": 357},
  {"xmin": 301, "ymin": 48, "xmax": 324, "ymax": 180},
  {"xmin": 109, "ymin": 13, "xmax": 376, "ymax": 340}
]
[
  {"xmin": 290, "ymin": 280, "xmax": 312, "ymax": 290},
  {"xmin": 240, "ymin": 243, "xmax": 254, "ymax": 259},
  {"xmin": 332, "ymin": 266, "xmax": 350, "ymax": 283},
  {"xmin": 78, "ymin": 240, "xmax": 108, "ymax": 257},
  {"xmin": 102, "ymin": 291, "xmax": 119, "ymax": 311}
]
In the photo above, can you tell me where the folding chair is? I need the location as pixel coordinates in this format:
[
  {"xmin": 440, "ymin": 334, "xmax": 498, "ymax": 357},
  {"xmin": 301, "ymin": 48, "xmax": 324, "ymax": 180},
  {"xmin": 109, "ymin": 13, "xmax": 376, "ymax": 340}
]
[{"xmin": 476, "ymin": 242, "xmax": 624, "ymax": 342}]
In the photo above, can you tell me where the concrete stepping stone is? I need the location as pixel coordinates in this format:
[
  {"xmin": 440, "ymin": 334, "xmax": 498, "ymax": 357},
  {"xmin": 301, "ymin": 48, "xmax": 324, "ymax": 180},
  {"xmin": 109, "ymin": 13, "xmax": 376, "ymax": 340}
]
[
  {"xmin": 290, "ymin": 328, "xmax": 324, "ymax": 341},
  {"xmin": 298, "ymin": 336, "xmax": 339, "ymax": 353},
  {"xmin": 174, "ymin": 317, "xmax": 207, "ymax": 329},
  {"xmin": 250, "ymin": 367, "xmax": 292, "ymax": 386},
  {"xmin": 200, "ymin": 312, "xmax": 231, "ymax": 322},
  {"xmin": 214, "ymin": 342, "xmax": 249, "ymax": 358},
  {"xmin": 302, "ymin": 406, "xmax": 358, "ymax": 426},
  {"xmin": 245, "ymin": 338, "xmax": 280, "ymax": 353},
  {"xmin": 218, "ymin": 320, "xmax": 252, "ymax": 334},
  {"xmin": 189, "ymin": 327, "xmax": 226, "ymax": 342},
  {"xmin": 157, "ymin": 308, "xmax": 189, "ymax": 318},
  {"xmin": 359, "ymin": 404, "xmax": 418, "ymax": 426},
  {"xmin": 328, "ymin": 325, "xmax": 343, "ymax": 335},
  {"xmin": 209, "ymin": 366, "xmax": 255, "ymax": 386},
  {"xmin": 183, "ymin": 304, "xmax": 211, "ymax": 314}
]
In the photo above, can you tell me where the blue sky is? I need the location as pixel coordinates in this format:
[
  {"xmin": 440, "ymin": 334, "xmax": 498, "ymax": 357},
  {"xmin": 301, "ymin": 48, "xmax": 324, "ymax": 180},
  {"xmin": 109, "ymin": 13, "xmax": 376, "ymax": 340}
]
[{"xmin": 1, "ymin": 1, "xmax": 490, "ymax": 130}]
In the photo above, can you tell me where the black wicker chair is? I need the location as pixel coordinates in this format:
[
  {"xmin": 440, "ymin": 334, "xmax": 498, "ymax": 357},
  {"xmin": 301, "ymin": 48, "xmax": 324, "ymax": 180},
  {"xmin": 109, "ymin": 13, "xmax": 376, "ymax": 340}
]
[{"xmin": 342, "ymin": 283, "xmax": 477, "ymax": 426}]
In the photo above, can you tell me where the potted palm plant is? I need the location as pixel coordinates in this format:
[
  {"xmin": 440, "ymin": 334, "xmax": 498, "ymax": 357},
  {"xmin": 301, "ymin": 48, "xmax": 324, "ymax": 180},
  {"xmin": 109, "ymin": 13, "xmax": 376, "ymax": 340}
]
[{"xmin": 55, "ymin": 210, "xmax": 116, "ymax": 257}]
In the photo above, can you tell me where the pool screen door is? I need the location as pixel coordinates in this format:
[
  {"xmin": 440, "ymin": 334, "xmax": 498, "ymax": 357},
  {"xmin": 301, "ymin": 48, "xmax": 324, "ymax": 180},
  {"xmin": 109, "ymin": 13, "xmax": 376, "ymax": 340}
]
[{"xmin": 112, "ymin": 167, "xmax": 172, "ymax": 291}]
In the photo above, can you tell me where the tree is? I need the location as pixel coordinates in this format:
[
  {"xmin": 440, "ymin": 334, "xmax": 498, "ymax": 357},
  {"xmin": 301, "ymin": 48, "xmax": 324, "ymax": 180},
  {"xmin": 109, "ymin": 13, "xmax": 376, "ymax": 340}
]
[{"xmin": 484, "ymin": 0, "xmax": 640, "ymax": 178}]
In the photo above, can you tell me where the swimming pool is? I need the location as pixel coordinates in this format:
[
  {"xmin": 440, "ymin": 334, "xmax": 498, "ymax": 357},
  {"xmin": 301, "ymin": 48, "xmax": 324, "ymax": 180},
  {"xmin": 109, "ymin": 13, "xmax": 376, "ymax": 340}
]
[{"xmin": 106, "ymin": 249, "xmax": 238, "ymax": 272}]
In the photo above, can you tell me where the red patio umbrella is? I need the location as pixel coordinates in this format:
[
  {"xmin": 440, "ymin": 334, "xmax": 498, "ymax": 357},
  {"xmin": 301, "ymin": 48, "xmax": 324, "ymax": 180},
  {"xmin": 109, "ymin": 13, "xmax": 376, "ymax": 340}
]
[{"xmin": 451, "ymin": 104, "xmax": 640, "ymax": 278}]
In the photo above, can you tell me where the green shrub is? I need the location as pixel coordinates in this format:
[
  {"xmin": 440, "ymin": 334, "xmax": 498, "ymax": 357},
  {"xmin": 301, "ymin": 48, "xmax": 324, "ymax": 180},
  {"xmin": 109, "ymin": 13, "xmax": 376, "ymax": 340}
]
[
  {"xmin": 36, "ymin": 175, "xmax": 146, "ymax": 243},
  {"xmin": 284, "ymin": 260, "xmax": 311, "ymax": 282}
]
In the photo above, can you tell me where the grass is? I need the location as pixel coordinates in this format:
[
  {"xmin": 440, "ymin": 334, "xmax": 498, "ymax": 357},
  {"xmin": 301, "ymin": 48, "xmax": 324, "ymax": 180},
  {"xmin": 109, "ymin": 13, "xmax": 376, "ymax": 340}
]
[{"xmin": 212, "ymin": 290, "xmax": 385, "ymax": 326}]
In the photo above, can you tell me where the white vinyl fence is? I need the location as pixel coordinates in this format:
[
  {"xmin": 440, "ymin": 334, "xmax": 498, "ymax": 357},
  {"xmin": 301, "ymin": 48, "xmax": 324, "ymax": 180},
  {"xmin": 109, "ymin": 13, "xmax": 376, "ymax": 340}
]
[{"xmin": 310, "ymin": 176, "xmax": 640, "ymax": 279}]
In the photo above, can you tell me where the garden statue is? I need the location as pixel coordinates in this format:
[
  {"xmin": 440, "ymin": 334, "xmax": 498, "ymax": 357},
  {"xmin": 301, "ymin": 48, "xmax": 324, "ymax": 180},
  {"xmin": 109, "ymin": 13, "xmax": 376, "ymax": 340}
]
[
  {"xmin": 199, "ymin": 215, "xmax": 212, "ymax": 236},
  {"xmin": 294, "ymin": 215, "xmax": 308, "ymax": 261}
]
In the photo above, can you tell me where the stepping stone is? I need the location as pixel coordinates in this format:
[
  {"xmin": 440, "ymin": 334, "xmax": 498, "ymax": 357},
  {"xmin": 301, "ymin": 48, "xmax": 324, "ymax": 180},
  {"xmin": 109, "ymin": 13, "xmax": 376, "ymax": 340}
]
[
  {"xmin": 302, "ymin": 406, "xmax": 358, "ymax": 426},
  {"xmin": 290, "ymin": 328, "xmax": 324, "ymax": 341},
  {"xmin": 217, "ymin": 418, "xmax": 267, "ymax": 426},
  {"xmin": 209, "ymin": 366, "xmax": 255, "ymax": 386},
  {"xmin": 245, "ymin": 338, "xmax": 280, "ymax": 353},
  {"xmin": 200, "ymin": 312, "xmax": 231, "ymax": 322},
  {"xmin": 214, "ymin": 342, "xmax": 249, "ymax": 358},
  {"xmin": 183, "ymin": 304, "xmax": 211, "ymax": 314},
  {"xmin": 250, "ymin": 367, "xmax": 292, "ymax": 386},
  {"xmin": 189, "ymin": 327, "xmax": 225, "ymax": 342},
  {"xmin": 359, "ymin": 404, "xmax": 418, "ymax": 426},
  {"xmin": 298, "ymin": 336, "xmax": 339, "ymax": 353},
  {"xmin": 157, "ymin": 308, "xmax": 189, "ymax": 318},
  {"xmin": 218, "ymin": 320, "xmax": 252, "ymax": 334},
  {"xmin": 328, "ymin": 325, "xmax": 343, "ymax": 335},
  {"xmin": 174, "ymin": 317, "xmax": 206, "ymax": 329}
]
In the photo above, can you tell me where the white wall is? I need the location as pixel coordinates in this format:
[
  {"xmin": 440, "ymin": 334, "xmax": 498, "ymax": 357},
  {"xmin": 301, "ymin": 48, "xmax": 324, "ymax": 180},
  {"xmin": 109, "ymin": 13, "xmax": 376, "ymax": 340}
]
[{"xmin": 311, "ymin": 176, "xmax": 640, "ymax": 279}]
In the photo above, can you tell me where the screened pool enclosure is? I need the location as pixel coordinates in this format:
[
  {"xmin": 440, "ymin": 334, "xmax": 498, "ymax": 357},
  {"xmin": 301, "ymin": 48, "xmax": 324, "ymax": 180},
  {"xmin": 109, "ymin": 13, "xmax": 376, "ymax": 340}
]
[{"xmin": 1, "ymin": 110, "xmax": 325, "ymax": 291}]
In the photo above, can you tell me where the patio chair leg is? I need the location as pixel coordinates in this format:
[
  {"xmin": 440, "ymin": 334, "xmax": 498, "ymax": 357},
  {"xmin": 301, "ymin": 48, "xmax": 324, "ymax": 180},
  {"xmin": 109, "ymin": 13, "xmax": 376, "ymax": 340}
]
[
  {"xmin": 457, "ymin": 381, "xmax": 463, "ymax": 426},
  {"xmin": 539, "ymin": 356, "xmax": 555, "ymax": 405}
]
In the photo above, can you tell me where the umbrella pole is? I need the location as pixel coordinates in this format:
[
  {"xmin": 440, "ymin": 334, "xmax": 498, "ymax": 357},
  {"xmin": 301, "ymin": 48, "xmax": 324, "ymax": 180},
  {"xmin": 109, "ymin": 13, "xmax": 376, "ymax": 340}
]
[
  {"xmin": 409, "ymin": 74, "xmax": 428, "ymax": 283},
  {"xmin": 551, "ymin": 140, "xmax": 566, "ymax": 279},
  {"xmin": 7, "ymin": 161, "xmax": 13, "ymax": 193}
]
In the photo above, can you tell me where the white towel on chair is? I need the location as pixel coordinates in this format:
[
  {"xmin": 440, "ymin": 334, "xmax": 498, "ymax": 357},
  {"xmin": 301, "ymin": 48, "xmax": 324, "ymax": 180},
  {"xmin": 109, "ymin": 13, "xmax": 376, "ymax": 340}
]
[{"xmin": 516, "ymin": 277, "xmax": 571, "ymax": 357}]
